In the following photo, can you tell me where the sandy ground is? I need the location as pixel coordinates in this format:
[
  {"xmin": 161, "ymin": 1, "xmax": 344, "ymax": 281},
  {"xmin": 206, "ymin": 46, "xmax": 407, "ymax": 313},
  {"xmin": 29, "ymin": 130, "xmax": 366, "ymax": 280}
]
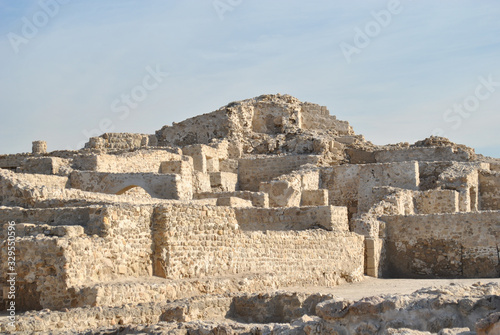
[{"xmin": 279, "ymin": 276, "xmax": 500, "ymax": 300}]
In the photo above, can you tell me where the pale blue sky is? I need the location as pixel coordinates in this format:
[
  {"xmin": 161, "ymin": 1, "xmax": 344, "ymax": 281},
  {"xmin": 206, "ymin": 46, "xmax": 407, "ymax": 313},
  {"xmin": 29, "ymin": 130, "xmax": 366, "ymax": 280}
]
[{"xmin": 1, "ymin": 0, "xmax": 499, "ymax": 157}]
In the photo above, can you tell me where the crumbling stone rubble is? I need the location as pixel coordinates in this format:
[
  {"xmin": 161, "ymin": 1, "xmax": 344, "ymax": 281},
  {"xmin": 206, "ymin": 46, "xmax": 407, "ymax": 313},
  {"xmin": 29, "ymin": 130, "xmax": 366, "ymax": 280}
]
[{"xmin": 5, "ymin": 283, "xmax": 499, "ymax": 334}]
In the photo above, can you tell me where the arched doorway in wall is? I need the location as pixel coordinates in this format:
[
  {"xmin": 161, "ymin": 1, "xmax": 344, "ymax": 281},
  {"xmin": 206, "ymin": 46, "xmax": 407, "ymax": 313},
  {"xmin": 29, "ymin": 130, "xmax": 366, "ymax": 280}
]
[{"xmin": 115, "ymin": 185, "xmax": 152, "ymax": 200}]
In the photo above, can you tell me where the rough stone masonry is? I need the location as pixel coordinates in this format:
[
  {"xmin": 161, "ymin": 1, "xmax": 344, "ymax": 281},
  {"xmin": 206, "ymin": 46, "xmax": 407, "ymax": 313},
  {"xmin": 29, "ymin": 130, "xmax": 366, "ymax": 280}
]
[{"xmin": 0, "ymin": 94, "xmax": 499, "ymax": 334}]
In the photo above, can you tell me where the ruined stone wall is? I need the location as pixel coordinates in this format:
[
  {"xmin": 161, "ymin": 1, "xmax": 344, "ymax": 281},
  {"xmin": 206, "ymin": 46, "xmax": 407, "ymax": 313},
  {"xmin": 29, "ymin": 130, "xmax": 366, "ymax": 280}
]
[
  {"xmin": 181, "ymin": 144, "xmax": 221, "ymax": 173},
  {"xmin": 418, "ymin": 161, "xmax": 454, "ymax": 190},
  {"xmin": 69, "ymin": 171, "xmax": 192, "ymax": 200},
  {"xmin": 436, "ymin": 162, "xmax": 484, "ymax": 212},
  {"xmin": 374, "ymin": 147, "xmax": 473, "ymax": 163},
  {"xmin": 85, "ymin": 133, "xmax": 157, "ymax": 150},
  {"xmin": 479, "ymin": 170, "xmax": 500, "ymax": 210},
  {"xmin": 238, "ymin": 155, "xmax": 321, "ymax": 191},
  {"xmin": 381, "ymin": 211, "xmax": 500, "ymax": 278},
  {"xmin": 73, "ymin": 149, "xmax": 184, "ymax": 173},
  {"xmin": 194, "ymin": 191, "xmax": 269, "ymax": 207},
  {"xmin": 67, "ymin": 205, "xmax": 154, "ymax": 284},
  {"xmin": 234, "ymin": 206, "xmax": 348, "ymax": 231},
  {"xmin": 156, "ymin": 110, "xmax": 231, "ymax": 147},
  {"xmin": 18, "ymin": 157, "xmax": 71, "ymax": 175},
  {"xmin": 0, "ymin": 170, "xmax": 68, "ymax": 190},
  {"xmin": 1, "ymin": 232, "xmax": 72, "ymax": 311},
  {"xmin": 260, "ymin": 168, "xmax": 321, "ymax": 208},
  {"xmin": 299, "ymin": 104, "xmax": 353, "ymax": 135},
  {"xmin": 320, "ymin": 161, "xmax": 419, "ymax": 217},
  {"xmin": 0, "ymin": 206, "xmax": 91, "ymax": 230},
  {"xmin": 0, "ymin": 154, "xmax": 31, "ymax": 170},
  {"xmin": 152, "ymin": 204, "xmax": 364, "ymax": 284},
  {"xmin": 414, "ymin": 189, "xmax": 459, "ymax": 214},
  {"xmin": 0, "ymin": 170, "xmax": 69, "ymax": 206},
  {"xmin": 0, "ymin": 204, "xmax": 154, "ymax": 310}
]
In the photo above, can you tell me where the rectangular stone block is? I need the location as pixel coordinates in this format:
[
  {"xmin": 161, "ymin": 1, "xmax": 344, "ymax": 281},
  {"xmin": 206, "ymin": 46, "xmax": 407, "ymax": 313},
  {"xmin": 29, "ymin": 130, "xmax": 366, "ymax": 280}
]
[
  {"xmin": 365, "ymin": 238, "xmax": 376, "ymax": 250},
  {"xmin": 415, "ymin": 189, "xmax": 459, "ymax": 214},
  {"xmin": 301, "ymin": 189, "xmax": 328, "ymax": 206},
  {"xmin": 366, "ymin": 257, "xmax": 377, "ymax": 269},
  {"xmin": 210, "ymin": 172, "xmax": 238, "ymax": 192},
  {"xmin": 160, "ymin": 160, "xmax": 192, "ymax": 175},
  {"xmin": 216, "ymin": 197, "xmax": 252, "ymax": 207}
]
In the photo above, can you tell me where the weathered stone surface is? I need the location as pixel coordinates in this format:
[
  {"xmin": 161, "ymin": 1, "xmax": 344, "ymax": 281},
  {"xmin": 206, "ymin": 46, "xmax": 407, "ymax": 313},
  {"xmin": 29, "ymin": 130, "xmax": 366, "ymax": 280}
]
[
  {"xmin": 0, "ymin": 94, "xmax": 498, "ymax": 333},
  {"xmin": 1, "ymin": 283, "xmax": 498, "ymax": 334}
]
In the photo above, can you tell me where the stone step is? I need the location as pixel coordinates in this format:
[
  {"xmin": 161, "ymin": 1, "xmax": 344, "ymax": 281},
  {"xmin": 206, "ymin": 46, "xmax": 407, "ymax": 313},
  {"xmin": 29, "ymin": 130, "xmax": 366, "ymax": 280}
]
[
  {"xmin": 71, "ymin": 274, "xmax": 275, "ymax": 308},
  {"xmin": 70, "ymin": 272, "xmax": 328, "ymax": 308}
]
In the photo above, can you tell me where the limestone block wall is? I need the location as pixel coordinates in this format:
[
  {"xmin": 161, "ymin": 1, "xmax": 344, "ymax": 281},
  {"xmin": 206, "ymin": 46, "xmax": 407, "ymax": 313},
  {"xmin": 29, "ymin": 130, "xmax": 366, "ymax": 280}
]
[
  {"xmin": 260, "ymin": 168, "xmax": 321, "ymax": 208},
  {"xmin": 194, "ymin": 191, "xmax": 269, "ymax": 207},
  {"xmin": 220, "ymin": 158, "xmax": 239, "ymax": 173},
  {"xmin": 381, "ymin": 211, "xmax": 500, "ymax": 278},
  {"xmin": 0, "ymin": 180, "xmax": 171, "ymax": 209},
  {"xmin": 260, "ymin": 178, "xmax": 302, "ymax": 207},
  {"xmin": 152, "ymin": 204, "xmax": 364, "ymax": 285},
  {"xmin": 436, "ymin": 162, "xmax": 482, "ymax": 212},
  {"xmin": 0, "ymin": 154, "xmax": 31, "ymax": 170},
  {"xmin": 414, "ymin": 189, "xmax": 459, "ymax": 214},
  {"xmin": 73, "ymin": 149, "xmax": 184, "ymax": 173},
  {"xmin": 0, "ymin": 170, "xmax": 68, "ymax": 190},
  {"xmin": 374, "ymin": 147, "xmax": 474, "ymax": 163},
  {"xmin": 251, "ymin": 103, "xmax": 301, "ymax": 135},
  {"xmin": 365, "ymin": 237, "xmax": 384, "ymax": 277},
  {"xmin": 0, "ymin": 170, "xmax": 69, "ymax": 206},
  {"xmin": 357, "ymin": 162, "xmax": 419, "ymax": 213},
  {"xmin": 192, "ymin": 171, "xmax": 212, "ymax": 194},
  {"xmin": 85, "ymin": 133, "xmax": 157, "ymax": 150},
  {"xmin": 0, "ymin": 206, "xmax": 91, "ymax": 231},
  {"xmin": 418, "ymin": 161, "xmax": 454, "ymax": 191},
  {"xmin": 182, "ymin": 144, "xmax": 221, "ymax": 173},
  {"xmin": 69, "ymin": 171, "xmax": 192, "ymax": 200},
  {"xmin": 67, "ymin": 205, "xmax": 155, "ymax": 284},
  {"xmin": 0, "ymin": 204, "xmax": 154, "ymax": 311},
  {"xmin": 209, "ymin": 172, "xmax": 238, "ymax": 192},
  {"xmin": 160, "ymin": 159, "xmax": 193, "ymax": 175},
  {"xmin": 301, "ymin": 189, "xmax": 329, "ymax": 206},
  {"xmin": 320, "ymin": 161, "xmax": 419, "ymax": 218},
  {"xmin": 234, "ymin": 206, "xmax": 348, "ymax": 231},
  {"xmin": 479, "ymin": 170, "xmax": 500, "ymax": 210},
  {"xmin": 351, "ymin": 187, "xmax": 415, "ymax": 239},
  {"xmin": 238, "ymin": 155, "xmax": 321, "ymax": 192},
  {"xmin": 299, "ymin": 104, "xmax": 353, "ymax": 135},
  {"xmin": 0, "ymin": 233, "xmax": 74, "ymax": 311},
  {"xmin": 18, "ymin": 157, "xmax": 71, "ymax": 175},
  {"xmin": 216, "ymin": 196, "xmax": 252, "ymax": 207}
]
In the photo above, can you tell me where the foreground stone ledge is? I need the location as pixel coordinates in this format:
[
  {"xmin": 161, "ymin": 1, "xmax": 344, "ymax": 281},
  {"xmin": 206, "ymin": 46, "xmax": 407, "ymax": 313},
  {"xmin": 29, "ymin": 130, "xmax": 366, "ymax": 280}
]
[{"xmin": 2, "ymin": 283, "xmax": 499, "ymax": 334}]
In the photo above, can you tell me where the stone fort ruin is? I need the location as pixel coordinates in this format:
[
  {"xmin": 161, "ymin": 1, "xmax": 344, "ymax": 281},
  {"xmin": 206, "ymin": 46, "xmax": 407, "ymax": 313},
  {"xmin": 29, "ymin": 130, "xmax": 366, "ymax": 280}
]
[{"xmin": 1, "ymin": 94, "xmax": 499, "ymax": 333}]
